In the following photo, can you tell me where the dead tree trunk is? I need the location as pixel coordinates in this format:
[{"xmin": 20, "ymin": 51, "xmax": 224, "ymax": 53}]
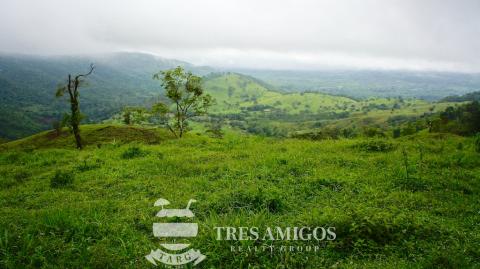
[{"xmin": 56, "ymin": 64, "xmax": 94, "ymax": 149}]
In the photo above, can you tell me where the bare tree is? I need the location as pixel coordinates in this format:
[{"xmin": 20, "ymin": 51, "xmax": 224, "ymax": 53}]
[{"xmin": 55, "ymin": 64, "xmax": 95, "ymax": 149}]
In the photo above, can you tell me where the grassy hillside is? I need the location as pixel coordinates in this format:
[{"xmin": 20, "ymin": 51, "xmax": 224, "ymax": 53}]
[
  {"xmin": 3, "ymin": 55, "xmax": 475, "ymax": 141},
  {"xmin": 1, "ymin": 125, "xmax": 479, "ymax": 268},
  {"xmin": 203, "ymin": 73, "xmax": 460, "ymax": 137},
  {"xmin": 0, "ymin": 53, "xmax": 212, "ymax": 139},
  {"xmin": 205, "ymin": 72, "xmax": 358, "ymax": 114},
  {"xmin": 0, "ymin": 124, "xmax": 174, "ymax": 150}
]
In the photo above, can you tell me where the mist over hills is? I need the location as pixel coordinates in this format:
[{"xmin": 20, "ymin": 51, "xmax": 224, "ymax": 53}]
[
  {"xmin": 236, "ymin": 69, "xmax": 480, "ymax": 100},
  {"xmin": 1, "ymin": 51, "xmax": 480, "ymax": 139}
]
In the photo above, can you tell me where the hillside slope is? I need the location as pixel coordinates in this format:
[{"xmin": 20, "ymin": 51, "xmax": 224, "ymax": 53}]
[
  {"xmin": 0, "ymin": 52, "xmax": 212, "ymax": 139},
  {"xmin": 0, "ymin": 124, "xmax": 174, "ymax": 150},
  {"xmin": 203, "ymin": 73, "xmax": 453, "ymax": 137},
  {"xmin": 204, "ymin": 73, "xmax": 358, "ymax": 115},
  {"xmin": 0, "ymin": 127, "xmax": 479, "ymax": 268}
]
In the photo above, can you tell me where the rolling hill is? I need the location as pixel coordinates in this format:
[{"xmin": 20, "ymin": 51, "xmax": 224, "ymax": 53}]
[
  {"xmin": 202, "ymin": 73, "xmax": 460, "ymax": 137},
  {"xmin": 0, "ymin": 52, "xmax": 213, "ymax": 139},
  {"xmin": 1, "ymin": 53, "xmax": 477, "ymax": 140}
]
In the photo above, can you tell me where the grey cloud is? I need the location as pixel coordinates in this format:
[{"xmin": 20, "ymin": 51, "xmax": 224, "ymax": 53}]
[{"xmin": 1, "ymin": 0, "xmax": 479, "ymax": 71}]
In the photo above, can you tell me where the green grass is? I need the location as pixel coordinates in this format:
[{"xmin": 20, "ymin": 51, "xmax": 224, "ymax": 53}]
[
  {"xmin": 202, "ymin": 73, "xmax": 464, "ymax": 138},
  {"xmin": 1, "ymin": 125, "xmax": 479, "ymax": 268},
  {"xmin": 0, "ymin": 124, "xmax": 174, "ymax": 150}
]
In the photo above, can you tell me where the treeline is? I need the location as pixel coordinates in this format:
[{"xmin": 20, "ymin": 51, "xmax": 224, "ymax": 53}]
[
  {"xmin": 430, "ymin": 101, "xmax": 480, "ymax": 135},
  {"xmin": 440, "ymin": 91, "xmax": 480, "ymax": 102},
  {"xmin": 291, "ymin": 101, "xmax": 480, "ymax": 140}
]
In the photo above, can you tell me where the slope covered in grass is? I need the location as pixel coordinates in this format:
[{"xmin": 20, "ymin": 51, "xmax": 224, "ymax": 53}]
[
  {"xmin": 1, "ymin": 126, "xmax": 479, "ymax": 268},
  {"xmin": 0, "ymin": 52, "xmax": 212, "ymax": 139},
  {"xmin": 203, "ymin": 73, "xmax": 461, "ymax": 137},
  {"xmin": 0, "ymin": 124, "xmax": 174, "ymax": 150},
  {"xmin": 204, "ymin": 73, "xmax": 358, "ymax": 115}
]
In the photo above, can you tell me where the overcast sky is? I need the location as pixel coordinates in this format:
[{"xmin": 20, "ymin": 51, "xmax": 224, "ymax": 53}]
[{"xmin": 1, "ymin": 0, "xmax": 480, "ymax": 72}]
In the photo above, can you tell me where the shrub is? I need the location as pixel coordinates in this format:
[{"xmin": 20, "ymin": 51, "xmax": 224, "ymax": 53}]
[
  {"xmin": 14, "ymin": 171, "xmax": 31, "ymax": 183},
  {"xmin": 209, "ymin": 187, "xmax": 284, "ymax": 214},
  {"xmin": 76, "ymin": 159, "xmax": 102, "ymax": 172},
  {"xmin": 52, "ymin": 120, "xmax": 64, "ymax": 137},
  {"xmin": 392, "ymin": 128, "xmax": 401, "ymax": 138},
  {"xmin": 355, "ymin": 139, "xmax": 396, "ymax": 152},
  {"xmin": 121, "ymin": 146, "xmax": 146, "ymax": 159},
  {"xmin": 310, "ymin": 178, "xmax": 343, "ymax": 192},
  {"xmin": 362, "ymin": 127, "xmax": 385, "ymax": 138},
  {"xmin": 456, "ymin": 142, "xmax": 463, "ymax": 151},
  {"xmin": 475, "ymin": 133, "xmax": 480, "ymax": 153},
  {"xmin": 50, "ymin": 170, "xmax": 74, "ymax": 188}
]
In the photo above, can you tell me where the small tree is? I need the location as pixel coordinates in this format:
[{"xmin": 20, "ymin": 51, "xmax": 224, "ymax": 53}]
[
  {"xmin": 122, "ymin": 107, "xmax": 148, "ymax": 125},
  {"xmin": 55, "ymin": 64, "xmax": 94, "ymax": 149},
  {"xmin": 123, "ymin": 108, "xmax": 132, "ymax": 125},
  {"xmin": 52, "ymin": 120, "xmax": 63, "ymax": 137},
  {"xmin": 152, "ymin": 66, "xmax": 213, "ymax": 138}
]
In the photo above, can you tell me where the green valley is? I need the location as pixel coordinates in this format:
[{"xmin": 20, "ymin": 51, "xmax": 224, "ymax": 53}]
[{"xmin": 1, "ymin": 54, "xmax": 480, "ymax": 269}]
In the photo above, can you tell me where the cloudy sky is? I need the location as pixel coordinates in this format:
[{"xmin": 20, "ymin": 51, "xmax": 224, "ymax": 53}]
[{"xmin": 1, "ymin": 0, "xmax": 479, "ymax": 72}]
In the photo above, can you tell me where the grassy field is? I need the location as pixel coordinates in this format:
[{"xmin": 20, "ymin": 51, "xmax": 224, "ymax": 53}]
[
  {"xmin": 1, "ymin": 124, "xmax": 479, "ymax": 268},
  {"xmin": 198, "ymin": 73, "xmax": 467, "ymax": 138},
  {"xmin": 204, "ymin": 73, "xmax": 424, "ymax": 115}
]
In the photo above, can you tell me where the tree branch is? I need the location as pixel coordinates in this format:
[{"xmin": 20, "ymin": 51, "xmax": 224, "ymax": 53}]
[{"xmin": 75, "ymin": 63, "xmax": 95, "ymax": 81}]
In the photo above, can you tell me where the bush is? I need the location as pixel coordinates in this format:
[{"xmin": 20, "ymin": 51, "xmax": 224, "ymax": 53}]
[
  {"xmin": 14, "ymin": 171, "xmax": 31, "ymax": 183},
  {"xmin": 50, "ymin": 170, "xmax": 74, "ymax": 188},
  {"xmin": 76, "ymin": 159, "xmax": 102, "ymax": 172},
  {"xmin": 475, "ymin": 133, "xmax": 480, "ymax": 153},
  {"xmin": 355, "ymin": 139, "xmax": 396, "ymax": 152},
  {"xmin": 209, "ymin": 187, "xmax": 284, "ymax": 214},
  {"xmin": 52, "ymin": 120, "xmax": 64, "ymax": 137},
  {"xmin": 362, "ymin": 127, "xmax": 385, "ymax": 138},
  {"xmin": 392, "ymin": 128, "xmax": 401, "ymax": 138},
  {"xmin": 121, "ymin": 146, "xmax": 146, "ymax": 159}
]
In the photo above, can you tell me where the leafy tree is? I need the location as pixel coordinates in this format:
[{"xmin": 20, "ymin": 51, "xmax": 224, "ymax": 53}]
[
  {"xmin": 432, "ymin": 101, "xmax": 480, "ymax": 135},
  {"xmin": 122, "ymin": 107, "xmax": 148, "ymax": 125},
  {"xmin": 152, "ymin": 66, "xmax": 213, "ymax": 138},
  {"xmin": 55, "ymin": 64, "xmax": 94, "ymax": 149}
]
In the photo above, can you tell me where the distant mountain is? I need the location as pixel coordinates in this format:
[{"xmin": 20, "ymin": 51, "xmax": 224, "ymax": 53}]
[
  {"xmin": 0, "ymin": 52, "xmax": 213, "ymax": 139},
  {"xmin": 440, "ymin": 91, "xmax": 480, "ymax": 102},
  {"xmin": 236, "ymin": 69, "xmax": 480, "ymax": 100}
]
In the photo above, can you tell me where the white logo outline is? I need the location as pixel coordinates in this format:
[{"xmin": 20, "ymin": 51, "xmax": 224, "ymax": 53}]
[{"xmin": 146, "ymin": 198, "xmax": 206, "ymax": 266}]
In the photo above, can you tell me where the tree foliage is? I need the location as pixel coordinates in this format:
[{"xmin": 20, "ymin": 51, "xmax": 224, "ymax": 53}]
[
  {"xmin": 152, "ymin": 66, "xmax": 213, "ymax": 137},
  {"xmin": 431, "ymin": 101, "xmax": 480, "ymax": 135}
]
